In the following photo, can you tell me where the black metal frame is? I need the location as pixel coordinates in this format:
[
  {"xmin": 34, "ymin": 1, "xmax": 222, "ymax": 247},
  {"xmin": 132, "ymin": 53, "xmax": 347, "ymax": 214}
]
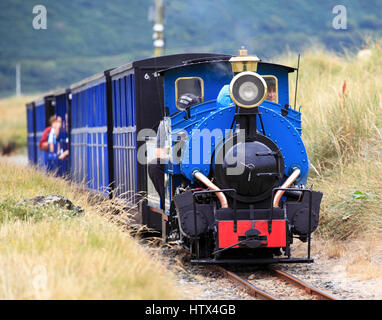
[
  {"xmin": 189, "ymin": 187, "xmax": 315, "ymax": 265},
  {"xmin": 191, "ymin": 257, "xmax": 314, "ymax": 264},
  {"xmin": 44, "ymin": 95, "xmax": 55, "ymax": 127},
  {"xmin": 271, "ymin": 187, "xmax": 313, "ymax": 260},
  {"xmin": 66, "ymin": 90, "xmax": 72, "ymax": 180},
  {"xmin": 192, "ymin": 189, "xmax": 237, "ymax": 260},
  {"xmin": 26, "ymin": 102, "xmax": 37, "ymax": 165},
  {"xmin": 104, "ymin": 69, "xmax": 115, "ymax": 198}
]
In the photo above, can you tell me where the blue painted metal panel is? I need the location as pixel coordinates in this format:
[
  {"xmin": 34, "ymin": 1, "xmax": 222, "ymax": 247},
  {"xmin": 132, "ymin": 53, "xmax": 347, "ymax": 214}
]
[
  {"xmin": 70, "ymin": 77, "xmax": 110, "ymax": 194},
  {"xmin": 170, "ymin": 83, "xmax": 308, "ymax": 185},
  {"xmin": 257, "ymin": 106, "xmax": 309, "ymax": 184},
  {"xmin": 94, "ymin": 82, "xmax": 109, "ymax": 193},
  {"xmin": 168, "ymin": 100, "xmax": 227, "ymax": 176},
  {"xmin": 111, "ymin": 73, "xmax": 137, "ymax": 203},
  {"xmin": 180, "ymin": 105, "xmax": 235, "ymax": 182},
  {"xmin": 70, "ymin": 92, "xmax": 87, "ymax": 184},
  {"xmin": 261, "ymin": 101, "xmax": 302, "ymax": 134}
]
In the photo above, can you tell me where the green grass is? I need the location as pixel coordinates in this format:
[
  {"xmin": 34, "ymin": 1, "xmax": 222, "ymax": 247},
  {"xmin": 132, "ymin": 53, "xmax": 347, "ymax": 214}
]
[{"xmin": 311, "ymin": 158, "xmax": 382, "ymax": 240}]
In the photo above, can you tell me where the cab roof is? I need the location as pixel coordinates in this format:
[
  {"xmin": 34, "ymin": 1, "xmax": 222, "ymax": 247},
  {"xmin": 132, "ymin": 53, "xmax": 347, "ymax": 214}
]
[{"xmin": 156, "ymin": 56, "xmax": 296, "ymax": 76}]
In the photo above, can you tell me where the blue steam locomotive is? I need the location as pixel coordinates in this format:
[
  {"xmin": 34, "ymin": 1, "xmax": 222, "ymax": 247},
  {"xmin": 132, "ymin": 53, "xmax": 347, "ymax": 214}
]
[{"xmin": 26, "ymin": 48, "xmax": 322, "ymax": 264}]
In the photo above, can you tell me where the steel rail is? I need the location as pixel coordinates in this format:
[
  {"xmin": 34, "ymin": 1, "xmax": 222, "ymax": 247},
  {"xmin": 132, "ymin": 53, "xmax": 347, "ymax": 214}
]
[
  {"xmin": 216, "ymin": 265, "xmax": 339, "ymax": 300},
  {"xmin": 215, "ymin": 266, "xmax": 279, "ymax": 300},
  {"xmin": 268, "ymin": 266, "xmax": 339, "ymax": 300}
]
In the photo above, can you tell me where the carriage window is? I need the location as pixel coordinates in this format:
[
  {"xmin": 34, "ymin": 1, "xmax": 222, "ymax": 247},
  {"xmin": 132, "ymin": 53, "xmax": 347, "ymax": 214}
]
[
  {"xmin": 175, "ymin": 77, "xmax": 204, "ymax": 108},
  {"xmin": 263, "ymin": 76, "xmax": 278, "ymax": 103}
]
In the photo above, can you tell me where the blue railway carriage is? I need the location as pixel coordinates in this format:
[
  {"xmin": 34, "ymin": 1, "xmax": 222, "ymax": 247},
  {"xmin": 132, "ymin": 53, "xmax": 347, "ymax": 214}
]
[
  {"xmin": 69, "ymin": 71, "xmax": 114, "ymax": 194},
  {"xmin": 26, "ymin": 102, "xmax": 36, "ymax": 165}
]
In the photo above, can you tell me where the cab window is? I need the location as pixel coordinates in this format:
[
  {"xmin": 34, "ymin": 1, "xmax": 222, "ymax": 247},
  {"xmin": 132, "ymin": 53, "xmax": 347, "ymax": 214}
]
[
  {"xmin": 175, "ymin": 77, "xmax": 204, "ymax": 104},
  {"xmin": 263, "ymin": 76, "xmax": 278, "ymax": 103}
]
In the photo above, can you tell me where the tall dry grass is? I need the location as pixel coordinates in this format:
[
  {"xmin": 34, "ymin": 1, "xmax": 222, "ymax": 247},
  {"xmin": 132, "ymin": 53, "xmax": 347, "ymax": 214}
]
[
  {"xmin": 312, "ymin": 157, "xmax": 382, "ymax": 240},
  {"xmin": 278, "ymin": 40, "xmax": 382, "ymax": 240},
  {"xmin": 281, "ymin": 41, "xmax": 382, "ymax": 172},
  {"xmin": 0, "ymin": 96, "xmax": 36, "ymax": 150},
  {"xmin": 0, "ymin": 158, "xmax": 182, "ymax": 299}
]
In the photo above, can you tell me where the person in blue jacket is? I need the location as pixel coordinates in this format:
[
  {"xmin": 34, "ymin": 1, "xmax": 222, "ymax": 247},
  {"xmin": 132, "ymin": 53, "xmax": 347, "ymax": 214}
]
[{"xmin": 46, "ymin": 118, "xmax": 62, "ymax": 173}]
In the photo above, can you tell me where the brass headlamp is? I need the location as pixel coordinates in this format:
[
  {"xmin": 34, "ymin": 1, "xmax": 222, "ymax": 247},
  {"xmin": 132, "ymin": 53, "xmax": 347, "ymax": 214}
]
[{"xmin": 229, "ymin": 46, "xmax": 260, "ymax": 74}]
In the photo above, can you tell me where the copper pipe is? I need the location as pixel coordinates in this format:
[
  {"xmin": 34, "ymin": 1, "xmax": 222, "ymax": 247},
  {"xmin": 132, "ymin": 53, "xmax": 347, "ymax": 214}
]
[
  {"xmin": 273, "ymin": 168, "xmax": 301, "ymax": 208},
  {"xmin": 193, "ymin": 171, "xmax": 229, "ymax": 208}
]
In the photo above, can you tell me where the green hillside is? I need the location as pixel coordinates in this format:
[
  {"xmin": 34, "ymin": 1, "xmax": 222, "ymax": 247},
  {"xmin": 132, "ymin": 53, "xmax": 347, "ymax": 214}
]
[{"xmin": 1, "ymin": 0, "xmax": 382, "ymax": 96}]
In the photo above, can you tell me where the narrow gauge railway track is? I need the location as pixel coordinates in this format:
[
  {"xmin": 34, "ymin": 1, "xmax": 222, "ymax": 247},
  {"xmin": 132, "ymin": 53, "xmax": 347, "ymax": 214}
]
[{"xmin": 215, "ymin": 266, "xmax": 339, "ymax": 300}]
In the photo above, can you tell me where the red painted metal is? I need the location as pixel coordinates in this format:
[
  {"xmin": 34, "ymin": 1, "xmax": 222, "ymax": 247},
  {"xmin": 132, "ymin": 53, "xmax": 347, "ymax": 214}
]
[{"xmin": 218, "ymin": 220, "xmax": 286, "ymax": 248}]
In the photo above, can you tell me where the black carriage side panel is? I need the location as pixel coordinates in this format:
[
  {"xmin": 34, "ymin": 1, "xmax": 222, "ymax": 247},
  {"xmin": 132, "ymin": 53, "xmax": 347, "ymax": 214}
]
[
  {"xmin": 26, "ymin": 102, "xmax": 36, "ymax": 165},
  {"xmin": 32, "ymin": 102, "xmax": 37, "ymax": 164},
  {"xmin": 44, "ymin": 95, "xmax": 55, "ymax": 126},
  {"xmin": 133, "ymin": 65, "xmax": 164, "ymax": 196},
  {"xmin": 104, "ymin": 69, "xmax": 115, "ymax": 195},
  {"xmin": 67, "ymin": 90, "xmax": 72, "ymax": 180}
]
